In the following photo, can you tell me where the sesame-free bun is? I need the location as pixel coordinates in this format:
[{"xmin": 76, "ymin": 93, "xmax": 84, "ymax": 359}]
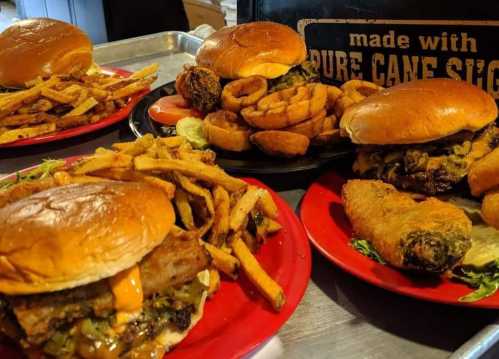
[
  {"xmin": 0, "ymin": 18, "xmax": 93, "ymax": 88},
  {"xmin": 196, "ymin": 21, "xmax": 307, "ymax": 79},
  {"xmin": 340, "ymin": 78, "xmax": 498, "ymax": 145},
  {"xmin": 0, "ymin": 181, "xmax": 175, "ymax": 295}
]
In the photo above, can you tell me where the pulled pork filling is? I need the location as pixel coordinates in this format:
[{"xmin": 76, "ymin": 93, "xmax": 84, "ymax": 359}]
[
  {"xmin": 353, "ymin": 125, "xmax": 499, "ymax": 195},
  {"xmin": 0, "ymin": 234, "xmax": 209, "ymax": 358}
]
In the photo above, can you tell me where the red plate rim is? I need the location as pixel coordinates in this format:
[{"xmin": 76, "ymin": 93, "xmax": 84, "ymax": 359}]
[
  {"xmin": 300, "ymin": 170, "xmax": 499, "ymax": 309},
  {"xmin": 0, "ymin": 159, "xmax": 312, "ymax": 358},
  {"xmin": 0, "ymin": 67, "xmax": 148, "ymax": 148}
]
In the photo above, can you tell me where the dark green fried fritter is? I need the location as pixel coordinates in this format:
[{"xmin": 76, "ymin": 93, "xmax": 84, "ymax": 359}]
[{"xmin": 342, "ymin": 179, "xmax": 472, "ymax": 273}]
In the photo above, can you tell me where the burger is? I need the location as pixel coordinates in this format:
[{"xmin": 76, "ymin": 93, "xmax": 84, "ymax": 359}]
[
  {"xmin": 175, "ymin": 21, "xmax": 318, "ymax": 114},
  {"xmin": 0, "ymin": 18, "xmax": 93, "ymax": 88},
  {"xmin": 0, "ymin": 181, "xmax": 209, "ymax": 358},
  {"xmin": 196, "ymin": 21, "xmax": 317, "ymax": 91},
  {"xmin": 340, "ymin": 78, "xmax": 499, "ymax": 195}
]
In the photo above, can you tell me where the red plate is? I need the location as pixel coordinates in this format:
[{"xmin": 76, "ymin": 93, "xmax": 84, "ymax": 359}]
[
  {"xmin": 0, "ymin": 68, "xmax": 148, "ymax": 148},
  {"xmin": 0, "ymin": 161, "xmax": 311, "ymax": 358},
  {"xmin": 300, "ymin": 171, "xmax": 499, "ymax": 309}
]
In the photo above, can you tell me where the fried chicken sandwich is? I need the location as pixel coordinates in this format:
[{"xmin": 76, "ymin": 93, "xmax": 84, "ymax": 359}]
[
  {"xmin": 341, "ymin": 78, "xmax": 498, "ymax": 195},
  {"xmin": 0, "ymin": 181, "xmax": 209, "ymax": 358}
]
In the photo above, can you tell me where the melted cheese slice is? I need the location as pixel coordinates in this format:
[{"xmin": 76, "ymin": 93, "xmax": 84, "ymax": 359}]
[
  {"xmin": 238, "ymin": 63, "xmax": 291, "ymax": 79},
  {"xmin": 109, "ymin": 264, "xmax": 143, "ymax": 313}
]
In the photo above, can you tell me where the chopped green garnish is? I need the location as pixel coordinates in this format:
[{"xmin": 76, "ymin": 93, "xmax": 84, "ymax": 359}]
[
  {"xmin": 454, "ymin": 260, "xmax": 499, "ymax": 302},
  {"xmin": 351, "ymin": 238, "xmax": 386, "ymax": 264},
  {"xmin": 0, "ymin": 159, "xmax": 65, "ymax": 189}
]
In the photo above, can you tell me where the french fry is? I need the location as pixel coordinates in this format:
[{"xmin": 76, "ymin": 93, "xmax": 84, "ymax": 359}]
[
  {"xmin": 130, "ymin": 63, "xmax": 159, "ymax": 79},
  {"xmin": 62, "ymin": 84, "xmax": 83, "ymax": 95},
  {"xmin": 140, "ymin": 175, "xmax": 175, "ymax": 199},
  {"xmin": 112, "ymin": 134, "xmax": 155, "ymax": 156},
  {"xmin": 71, "ymin": 152, "xmax": 133, "ymax": 175},
  {"xmin": 158, "ymin": 136, "xmax": 186, "ymax": 148},
  {"xmin": 0, "ymin": 113, "xmax": 54, "ymax": 127},
  {"xmin": 0, "ymin": 77, "xmax": 59, "ymax": 117},
  {"xmin": 204, "ymin": 242, "xmax": 240, "ymax": 279},
  {"xmin": 90, "ymin": 167, "xmax": 136, "ymax": 181},
  {"xmin": 175, "ymin": 188, "xmax": 195, "ymax": 230},
  {"xmin": 89, "ymin": 87, "xmax": 109, "ymax": 100},
  {"xmin": 41, "ymin": 87, "xmax": 75, "ymax": 104},
  {"xmin": 208, "ymin": 268, "xmax": 221, "ymax": 297},
  {"xmin": 0, "ymin": 123, "xmax": 56, "ymax": 144},
  {"xmin": 17, "ymin": 99, "xmax": 54, "ymax": 114},
  {"xmin": 91, "ymin": 167, "xmax": 175, "ymax": 199},
  {"xmin": 63, "ymin": 97, "xmax": 98, "ymax": 117},
  {"xmin": 24, "ymin": 77, "xmax": 43, "ymax": 88},
  {"xmin": 134, "ymin": 157, "xmax": 247, "ymax": 192},
  {"xmin": 230, "ymin": 186, "xmax": 263, "ymax": 231},
  {"xmin": 109, "ymin": 79, "xmax": 152, "ymax": 100},
  {"xmin": 65, "ymin": 174, "xmax": 110, "ymax": 184},
  {"xmin": 176, "ymin": 174, "xmax": 214, "ymax": 214},
  {"xmin": 257, "ymin": 189, "xmax": 279, "ymax": 219},
  {"xmin": 231, "ymin": 236, "xmax": 285, "ymax": 311},
  {"xmin": 266, "ymin": 218, "xmax": 282, "ymax": 233},
  {"xmin": 72, "ymin": 88, "xmax": 89, "ymax": 107},
  {"xmin": 55, "ymin": 115, "xmax": 90, "ymax": 130},
  {"xmin": 209, "ymin": 186, "xmax": 230, "ymax": 246},
  {"xmin": 0, "ymin": 64, "xmax": 158, "ymax": 144}
]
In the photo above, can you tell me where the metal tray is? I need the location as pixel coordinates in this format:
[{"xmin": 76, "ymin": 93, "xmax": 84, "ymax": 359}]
[{"xmin": 94, "ymin": 31, "xmax": 202, "ymax": 88}]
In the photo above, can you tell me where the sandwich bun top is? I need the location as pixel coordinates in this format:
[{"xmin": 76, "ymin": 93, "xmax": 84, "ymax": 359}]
[
  {"xmin": 196, "ymin": 21, "xmax": 307, "ymax": 79},
  {"xmin": 0, "ymin": 18, "xmax": 93, "ymax": 88},
  {"xmin": 0, "ymin": 181, "xmax": 175, "ymax": 295},
  {"xmin": 340, "ymin": 78, "xmax": 498, "ymax": 145}
]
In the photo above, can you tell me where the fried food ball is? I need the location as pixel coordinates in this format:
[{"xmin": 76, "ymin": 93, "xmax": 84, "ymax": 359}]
[
  {"xmin": 203, "ymin": 110, "xmax": 252, "ymax": 152},
  {"xmin": 250, "ymin": 130, "xmax": 310, "ymax": 157},
  {"xmin": 176, "ymin": 65, "xmax": 222, "ymax": 113}
]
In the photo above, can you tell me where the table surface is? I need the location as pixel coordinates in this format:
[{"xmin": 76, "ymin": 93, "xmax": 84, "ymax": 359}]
[{"xmin": 2, "ymin": 122, "xmax": 499, "ymax": 359}]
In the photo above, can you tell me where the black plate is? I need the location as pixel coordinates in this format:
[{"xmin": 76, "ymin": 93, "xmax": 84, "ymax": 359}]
[{"xmin": 129, "ymin": 82, "xmax": 355, "ymax": 175}]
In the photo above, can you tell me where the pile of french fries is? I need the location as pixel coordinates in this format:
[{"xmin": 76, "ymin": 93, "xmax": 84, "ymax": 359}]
[
  {"xmin": 0, "ymin": 64, "xmax": 158, "ymax": 145},
  {"xmin": 0, "ymin": 134, "xmax": 286, "ymax": 311}
]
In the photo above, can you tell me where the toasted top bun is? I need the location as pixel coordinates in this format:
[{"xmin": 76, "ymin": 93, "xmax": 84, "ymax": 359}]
[
  {"xmin": 196, "ymin": 21, "xmax": 307, "ymax": 79},
  {"xmin": 0, "ymin": 181, "xmax": 174, "ymax": 295},
  {"xmin": 0, "ymin": 18, "xmax": 93, "ymax": 88},
  {"xmin": 340, "ymin": 78, "xmax": 498, "ymax": 145}
]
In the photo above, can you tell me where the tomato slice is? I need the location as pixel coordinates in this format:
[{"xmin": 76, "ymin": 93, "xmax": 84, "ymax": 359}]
[{"xmin": 148, "ymin": 95, "xmax": 201, "ymax": 126}]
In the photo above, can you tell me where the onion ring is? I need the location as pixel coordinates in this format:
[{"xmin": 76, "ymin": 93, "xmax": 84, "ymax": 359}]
[
  {"xmin": 284, "ymin": 110, "xmax": 326, "ymax": 139},
  {"xmin": 241, "ymin": 83, "xmax": 327, "ymax": 130},
  {"xmin": 203, "ymin": 110, "xmax": 252, "ymax": 152},
  {"xmin": 221, "ymin": 76, "xmax": 268, "ymax": 112}
]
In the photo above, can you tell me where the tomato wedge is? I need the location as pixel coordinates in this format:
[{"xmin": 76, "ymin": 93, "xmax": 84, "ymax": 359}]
[{"xmin": 148, "ymin": 95, "xmax": 201, "ymax": 126}]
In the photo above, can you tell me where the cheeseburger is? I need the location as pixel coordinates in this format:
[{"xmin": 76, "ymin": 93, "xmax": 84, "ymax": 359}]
[
  {"xmin": 340, "ymin": 78, "xmax": 498, "ymax": 195},
  {"xmin": 0, "ymin": 18, "xmax": 93, "ymax": 88},
  {"xmin": 196, "ymin": 21, "xmax": 317, "ymax": 89},
  {"xmin": 0, "ymin": 182, "xmax": 209, "ymax": 358},
  {"xmin": 175, "ymin": 21, "xmax": 318, "ymax": 114}
]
